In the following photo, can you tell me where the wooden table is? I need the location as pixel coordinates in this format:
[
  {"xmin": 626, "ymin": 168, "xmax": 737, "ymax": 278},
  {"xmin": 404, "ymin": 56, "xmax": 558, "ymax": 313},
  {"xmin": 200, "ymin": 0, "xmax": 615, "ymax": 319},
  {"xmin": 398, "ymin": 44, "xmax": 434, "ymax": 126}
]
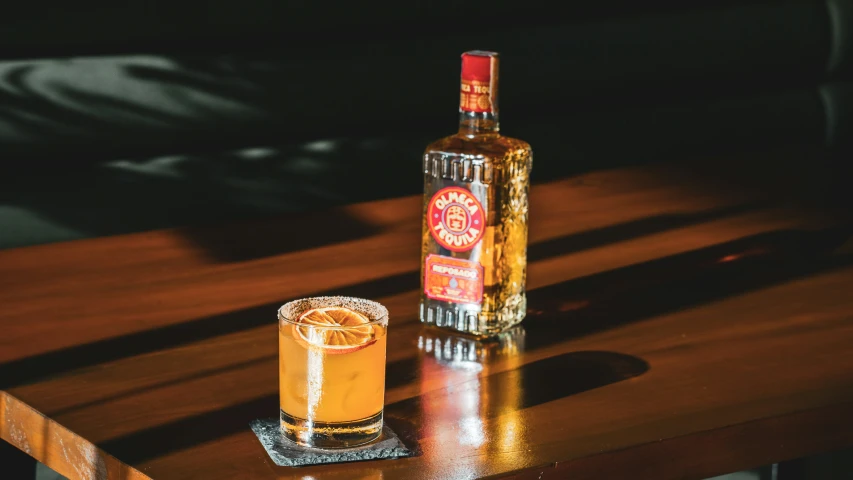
[{"xmin": 2, "ymin": 153, "xmax": 853, "ymax": 479}]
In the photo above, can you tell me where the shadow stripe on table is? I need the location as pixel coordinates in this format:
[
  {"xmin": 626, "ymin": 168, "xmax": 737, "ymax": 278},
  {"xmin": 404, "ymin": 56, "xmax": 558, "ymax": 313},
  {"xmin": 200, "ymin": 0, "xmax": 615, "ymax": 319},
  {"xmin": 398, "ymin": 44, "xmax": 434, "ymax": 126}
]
[
  {"xmin": 0, "ymin": 202, "xmax": 761, "ymax": 389},
  {"xmin": 526, "ymin": 202, "xmax": 757, "ymax": 262},
  {"xmin": 97, "ymin": 351, "xmax": 650, "ymax": 465},
  {"xmin": 522, "ymin": 227, "xmax": 853, "ymax": 352},
  {"xmin": 47, "ymin": 355, "xmax": 277, "ymax": 417},
  {"xmin": 0, "ymin": 271, "xmax": 419, "ymax": 389},
  {"xmin": 98, "ymin": 394, "xmax": 279, "ymax": 465},
  {"xmin": 50, "ymin": 228, "xmax": 853, "ymax": 462}
]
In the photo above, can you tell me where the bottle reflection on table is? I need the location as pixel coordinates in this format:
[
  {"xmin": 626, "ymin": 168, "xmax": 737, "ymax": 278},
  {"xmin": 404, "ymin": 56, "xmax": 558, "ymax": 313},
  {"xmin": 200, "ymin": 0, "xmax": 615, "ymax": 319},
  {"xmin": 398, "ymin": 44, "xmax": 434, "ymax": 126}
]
[{"xmin": 417, "ymin": 326, "xmax": 526, "ymax": 468}]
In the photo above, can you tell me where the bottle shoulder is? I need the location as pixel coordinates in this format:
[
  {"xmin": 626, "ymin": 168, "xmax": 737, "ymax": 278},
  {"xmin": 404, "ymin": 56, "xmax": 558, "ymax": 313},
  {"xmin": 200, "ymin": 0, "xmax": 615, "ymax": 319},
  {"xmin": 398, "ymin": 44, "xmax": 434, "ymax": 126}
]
[{"xmin": 424, "ymin": 133, "xmax": 531, "ymax": 159}]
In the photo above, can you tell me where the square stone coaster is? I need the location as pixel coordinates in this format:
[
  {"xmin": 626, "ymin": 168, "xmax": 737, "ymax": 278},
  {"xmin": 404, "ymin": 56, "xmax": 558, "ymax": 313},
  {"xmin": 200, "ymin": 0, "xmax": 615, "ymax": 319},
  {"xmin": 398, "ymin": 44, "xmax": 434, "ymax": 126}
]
[{"xmin": 250, "ymin": 418, "xmax": 415, "ymax": 467}]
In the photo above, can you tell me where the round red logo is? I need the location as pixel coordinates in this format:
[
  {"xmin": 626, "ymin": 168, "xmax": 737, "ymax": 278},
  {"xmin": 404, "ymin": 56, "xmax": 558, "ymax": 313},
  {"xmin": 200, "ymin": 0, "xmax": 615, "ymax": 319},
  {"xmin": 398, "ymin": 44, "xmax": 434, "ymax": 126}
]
[{"xmin": 427, "ymin": 187, "xmax": 485, "ymax": 252}]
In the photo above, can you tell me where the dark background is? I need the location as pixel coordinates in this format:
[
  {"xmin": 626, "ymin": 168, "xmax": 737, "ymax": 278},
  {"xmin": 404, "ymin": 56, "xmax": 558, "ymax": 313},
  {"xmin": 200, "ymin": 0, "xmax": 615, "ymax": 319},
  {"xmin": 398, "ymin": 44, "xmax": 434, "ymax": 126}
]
[
  {"xmin": 1, "ymin": 0, "xmax": 851, "ymax": 250},
  {"xmin": 1, "ymin": 2, "xmax": 853, "ymax": 479}
]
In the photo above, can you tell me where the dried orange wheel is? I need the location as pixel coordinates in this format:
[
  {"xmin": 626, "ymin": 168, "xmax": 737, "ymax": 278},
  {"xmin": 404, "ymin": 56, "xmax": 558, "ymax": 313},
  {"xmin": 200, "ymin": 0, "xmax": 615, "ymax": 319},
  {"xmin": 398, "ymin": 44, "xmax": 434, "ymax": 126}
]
[{"xmin": 292, "ymin": 307, "xmax": 376, "ymax": 354}]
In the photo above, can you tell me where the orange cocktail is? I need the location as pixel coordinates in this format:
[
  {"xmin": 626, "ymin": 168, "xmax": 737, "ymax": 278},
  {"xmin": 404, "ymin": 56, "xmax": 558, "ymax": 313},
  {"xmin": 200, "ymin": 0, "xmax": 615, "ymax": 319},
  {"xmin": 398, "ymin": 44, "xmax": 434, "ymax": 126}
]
[{"xmin": 278, "ymin": 296, "xmax": 388, "ymax": 448}]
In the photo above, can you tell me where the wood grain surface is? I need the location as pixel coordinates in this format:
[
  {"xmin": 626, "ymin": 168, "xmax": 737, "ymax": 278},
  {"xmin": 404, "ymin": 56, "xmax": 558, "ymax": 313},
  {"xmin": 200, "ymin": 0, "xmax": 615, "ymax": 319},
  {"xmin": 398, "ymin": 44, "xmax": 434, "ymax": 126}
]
[{"xmin": 2, "ymin": 155, "xmax": 853, "ymax": 479}]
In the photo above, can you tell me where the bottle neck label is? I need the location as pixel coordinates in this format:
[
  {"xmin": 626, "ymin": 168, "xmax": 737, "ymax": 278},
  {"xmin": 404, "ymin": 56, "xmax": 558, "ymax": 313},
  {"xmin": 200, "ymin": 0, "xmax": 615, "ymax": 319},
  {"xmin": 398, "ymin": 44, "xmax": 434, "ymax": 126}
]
[{"xmin": 460, "ymin": 79, "xmax": 494, "ymax": 113}]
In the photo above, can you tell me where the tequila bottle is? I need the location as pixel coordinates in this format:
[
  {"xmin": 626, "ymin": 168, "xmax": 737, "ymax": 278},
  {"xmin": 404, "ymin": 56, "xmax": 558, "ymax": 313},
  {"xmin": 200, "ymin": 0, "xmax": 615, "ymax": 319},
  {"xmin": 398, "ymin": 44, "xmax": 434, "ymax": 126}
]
[{"xmin": 419, "ymin": 51, "xmax": 533, "ymax": 337}]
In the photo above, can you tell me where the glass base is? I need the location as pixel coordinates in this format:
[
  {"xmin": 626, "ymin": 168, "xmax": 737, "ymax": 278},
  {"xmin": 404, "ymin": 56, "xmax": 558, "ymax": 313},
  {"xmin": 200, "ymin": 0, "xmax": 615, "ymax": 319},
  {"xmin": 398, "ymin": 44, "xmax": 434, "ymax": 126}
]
[{"xmin": 280, "ymin": 410, "xmax": 383, "ymax": 449}]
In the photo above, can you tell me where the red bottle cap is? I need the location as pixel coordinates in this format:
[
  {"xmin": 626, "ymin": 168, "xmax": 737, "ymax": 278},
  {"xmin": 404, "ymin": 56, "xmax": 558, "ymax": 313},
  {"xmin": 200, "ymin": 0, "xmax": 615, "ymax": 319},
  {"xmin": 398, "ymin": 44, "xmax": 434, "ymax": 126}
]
[{"xmin": 460, "ymin": 51, "xmax": 499, "ymax": 113}]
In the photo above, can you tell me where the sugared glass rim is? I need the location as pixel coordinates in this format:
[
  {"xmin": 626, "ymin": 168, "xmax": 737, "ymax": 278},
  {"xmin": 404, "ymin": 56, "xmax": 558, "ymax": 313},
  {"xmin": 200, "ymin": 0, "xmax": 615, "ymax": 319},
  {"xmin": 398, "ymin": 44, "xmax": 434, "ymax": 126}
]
[{"xmin": 278, "ymin": 296, "xmax": 388, "ymax": 329}]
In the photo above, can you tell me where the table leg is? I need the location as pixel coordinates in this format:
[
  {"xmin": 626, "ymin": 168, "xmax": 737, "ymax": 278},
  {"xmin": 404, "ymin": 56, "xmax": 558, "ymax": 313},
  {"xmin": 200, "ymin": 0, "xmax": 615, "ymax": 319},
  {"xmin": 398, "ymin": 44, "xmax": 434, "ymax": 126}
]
[{"xmin": 0, "ymin": 439, "xmax": 36, "ymax": 479}]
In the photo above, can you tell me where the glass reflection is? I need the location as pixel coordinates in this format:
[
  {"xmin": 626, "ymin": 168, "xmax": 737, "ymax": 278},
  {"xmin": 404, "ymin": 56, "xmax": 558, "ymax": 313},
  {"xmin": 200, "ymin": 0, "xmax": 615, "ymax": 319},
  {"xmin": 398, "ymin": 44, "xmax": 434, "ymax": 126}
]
[{"xmin": 417, "ymin": 326, "xmax": 526, "ymax": 467}]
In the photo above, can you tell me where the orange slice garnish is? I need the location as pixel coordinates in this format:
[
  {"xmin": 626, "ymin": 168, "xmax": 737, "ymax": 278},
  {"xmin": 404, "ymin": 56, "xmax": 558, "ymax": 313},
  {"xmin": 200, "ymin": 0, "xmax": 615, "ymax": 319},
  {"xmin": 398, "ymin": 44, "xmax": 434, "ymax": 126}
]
[{"xmin": 293, "ymin": 307, "xmax": 376, "ymax": 354}]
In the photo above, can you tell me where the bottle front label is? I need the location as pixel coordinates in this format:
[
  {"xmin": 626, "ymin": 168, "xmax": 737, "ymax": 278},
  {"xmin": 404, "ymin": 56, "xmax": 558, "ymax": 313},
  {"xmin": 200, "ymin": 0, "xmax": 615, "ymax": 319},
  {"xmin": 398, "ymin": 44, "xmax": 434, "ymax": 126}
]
[
  {"xmin": 424, "ymin": 254, "xmax": 483, "ymax": 304},
  {"xmin": 427, "ymin": 186, "xmax": 485, "ymax": 252}
]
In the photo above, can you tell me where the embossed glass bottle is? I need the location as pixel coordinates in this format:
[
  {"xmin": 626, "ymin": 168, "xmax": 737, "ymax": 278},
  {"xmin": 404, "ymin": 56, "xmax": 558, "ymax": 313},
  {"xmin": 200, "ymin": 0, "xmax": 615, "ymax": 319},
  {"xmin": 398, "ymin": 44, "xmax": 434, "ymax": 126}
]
[{"xmin": 419, "ymin": 51, "xmax": 532, "ymax": 337}]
